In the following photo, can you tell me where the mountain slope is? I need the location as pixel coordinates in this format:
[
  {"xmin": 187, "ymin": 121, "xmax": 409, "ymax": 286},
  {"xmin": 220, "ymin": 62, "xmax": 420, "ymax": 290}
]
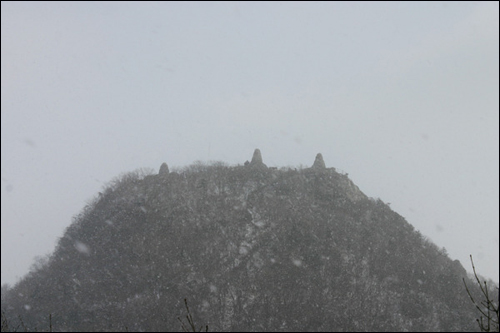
[{"xmin": 2, "ymin": 150, "xmax": 482, "ymax": 331}]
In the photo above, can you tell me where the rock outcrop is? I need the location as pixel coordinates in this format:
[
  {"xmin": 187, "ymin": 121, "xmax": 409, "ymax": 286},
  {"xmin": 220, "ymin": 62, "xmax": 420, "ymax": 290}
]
[
  {"xmin": 251, "ymin": 149, "xmax": 263, "ymax": 164},
  {"xmin": 159, "ymin": 163, "xmax": 169, "ymax": 175},
  {"xmin": 248, "ymin": 149, "xmax": 267, "ymax": 169},
  {"xmin": 312, "ymin": 153, "xmax": 326, "ymax": 169}
]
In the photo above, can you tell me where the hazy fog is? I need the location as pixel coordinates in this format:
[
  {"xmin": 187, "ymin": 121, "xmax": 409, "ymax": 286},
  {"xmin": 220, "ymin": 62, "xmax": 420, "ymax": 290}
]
[{"xmin": 1, "ymin": 2, "xmax": 498, "ymax": 285}]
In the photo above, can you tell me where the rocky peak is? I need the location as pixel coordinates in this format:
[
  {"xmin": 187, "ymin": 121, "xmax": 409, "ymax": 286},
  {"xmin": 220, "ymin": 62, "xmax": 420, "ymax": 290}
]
[
  {"xmin": 249, "ymin": 149, "xmax": 267, "ymax": 168},
  {"xmin": 159, "ymin": 163, "xmax": 169, "ymax": 175},
  {"xmin": 312, "ymin": 153, "xmax": 326, "ymax": 169},
  {"xmin": 251, "ymin": 149, "xmax": 263, "ymax": 164}
]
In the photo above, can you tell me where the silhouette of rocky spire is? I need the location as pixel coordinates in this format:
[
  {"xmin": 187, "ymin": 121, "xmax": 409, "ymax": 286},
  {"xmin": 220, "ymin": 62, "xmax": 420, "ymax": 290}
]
[
  {"xmin": 251, "ymin": 149, "xmax": 263, "ymax": 164},
  {"xmin": 159, "ymin": 162, "xmax": 169, "ymax": 175},
  {"xmin": 248, "ymin": 149, "xmax": 267, "ymax": 168},
  {"xmin": 312, "ymin": 153, "xmax": 326, "ymax": 169}
]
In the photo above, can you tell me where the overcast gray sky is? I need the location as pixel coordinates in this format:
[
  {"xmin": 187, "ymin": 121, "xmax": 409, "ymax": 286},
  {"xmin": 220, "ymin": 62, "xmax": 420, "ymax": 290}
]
[{"xmin": 1, "ymin": 2, "xmax": 498, "ymax": 285}]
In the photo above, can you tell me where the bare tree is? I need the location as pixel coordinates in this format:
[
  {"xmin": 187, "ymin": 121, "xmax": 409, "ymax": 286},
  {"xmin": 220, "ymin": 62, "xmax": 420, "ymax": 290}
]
[
  {"xmin": 463, "ymin": 255, "xmax": 499, "ymax": 332},
  {"xmin": 177, "ymin": 299, "xmax": 208, "ymax": 332}
]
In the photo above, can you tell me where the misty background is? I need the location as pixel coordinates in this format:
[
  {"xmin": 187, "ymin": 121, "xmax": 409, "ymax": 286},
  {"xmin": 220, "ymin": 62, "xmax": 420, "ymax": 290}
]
[{"xmin": 1, "ymin": 2, "xmax": 498, "ymax": 286}]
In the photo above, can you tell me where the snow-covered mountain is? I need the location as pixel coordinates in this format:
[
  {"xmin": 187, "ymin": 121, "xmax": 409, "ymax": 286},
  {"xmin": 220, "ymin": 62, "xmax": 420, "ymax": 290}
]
[{"xmin": 1, "ymin": 149, "xmax": 484, "ymax": 331}]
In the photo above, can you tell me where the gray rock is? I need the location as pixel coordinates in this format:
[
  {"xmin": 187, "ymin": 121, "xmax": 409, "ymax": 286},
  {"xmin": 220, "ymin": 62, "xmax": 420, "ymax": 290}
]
[
  {"xmin": 159, "ymin": 163, "xmax": 169, "ymax": 175},
  {"xmin": 251, "ymin": 149, "xmax": 263, "ymax": 164},
  {"xmin": 312, "ymin": 153, "xmax": 326, "ymax": 169},
  {"xmin": 249, "ymin": 149, "xmax": 267, "ymax": 169}
]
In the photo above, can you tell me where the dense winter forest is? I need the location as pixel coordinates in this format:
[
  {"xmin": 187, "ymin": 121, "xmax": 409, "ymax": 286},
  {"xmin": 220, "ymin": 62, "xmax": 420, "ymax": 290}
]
[{"xmin": 1, "ymin": 150, "xmax": 497, "ymax": 331}]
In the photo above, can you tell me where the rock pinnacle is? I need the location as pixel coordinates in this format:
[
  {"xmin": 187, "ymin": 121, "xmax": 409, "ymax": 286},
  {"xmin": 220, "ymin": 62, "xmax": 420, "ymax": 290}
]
[
  {"xmin": 248, "ymin": 149, "xmax": 267, "ymax": 169},
  {"xmin": 159, "ymin": 162, "xmax": 169, "ymax": 175},
  {"xmin": 312, "ymin": 153, "xmax": 326, "ymax": 169},
  {"xmin": 251, "ymin": 149, "xmax": 263, "ymax": 165}
]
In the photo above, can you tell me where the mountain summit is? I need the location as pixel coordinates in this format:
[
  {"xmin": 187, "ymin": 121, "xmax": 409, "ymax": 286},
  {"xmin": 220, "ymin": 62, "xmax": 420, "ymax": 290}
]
[
  {"xmin": 249, "ymin": 148, "xmax": 267, "ymax": 169},
  {"xmin": 312, "ymin": 153, "xmax": 326, "ymax": 169},
  {"xmin": 1, "ymin": 150, "xmax": 480, "ymax": 331}
]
